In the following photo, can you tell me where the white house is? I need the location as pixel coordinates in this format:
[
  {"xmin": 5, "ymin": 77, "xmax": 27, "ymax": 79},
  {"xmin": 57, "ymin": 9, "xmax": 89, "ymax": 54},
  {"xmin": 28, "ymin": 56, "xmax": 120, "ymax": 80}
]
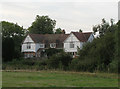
[
  {"xmin": 21, "ymin": 34, "xmax": 68, "ymax": 58},
  {"xmin": 21, "ymin": 32, "xmax": 94, "ymax": 58},
  {"xmin": 63, "ymin": 32, "xmax": 94, "ymax": 57}
]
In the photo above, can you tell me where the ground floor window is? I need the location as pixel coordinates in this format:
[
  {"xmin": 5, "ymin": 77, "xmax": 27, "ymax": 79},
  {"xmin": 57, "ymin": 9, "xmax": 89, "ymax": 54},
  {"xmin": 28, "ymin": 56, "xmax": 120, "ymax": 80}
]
[{"xmin": 24, "ymin": 53, "xmax": 35, "ymax": 58}]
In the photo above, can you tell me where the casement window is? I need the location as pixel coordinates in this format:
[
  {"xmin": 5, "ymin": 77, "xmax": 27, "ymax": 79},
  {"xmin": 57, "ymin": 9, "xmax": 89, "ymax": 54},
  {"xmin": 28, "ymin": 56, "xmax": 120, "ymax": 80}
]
[
  {"xmin": 40, "ymin": 44, "xmax": 45, "ymax": 48},
  {"xmin": 27, "ymin": 43, "xmax": 31, "ymax": 49},
  {"xmin": 70, "ymin": 42, "xmax": 74, "ymax": 48},
  {"xmin": 50, "ymin": 43, "xmax": 56, "ymax": 48}
]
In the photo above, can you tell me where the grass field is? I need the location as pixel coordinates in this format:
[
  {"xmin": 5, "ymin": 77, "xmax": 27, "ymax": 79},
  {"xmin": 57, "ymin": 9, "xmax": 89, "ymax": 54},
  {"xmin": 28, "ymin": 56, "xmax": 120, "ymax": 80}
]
[{"xmin": 2, "ymin": 70, "xmax": 118, "ymax": 87}]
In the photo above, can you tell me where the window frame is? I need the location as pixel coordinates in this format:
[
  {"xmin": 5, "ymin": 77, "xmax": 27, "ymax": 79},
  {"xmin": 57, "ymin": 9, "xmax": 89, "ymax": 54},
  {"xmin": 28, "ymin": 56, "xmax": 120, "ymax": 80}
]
[
  {"xmin": 50, "ymin": 43, "xmax": 56, "ymax": 48},
  {"xmin": 40, "ymin": 43, "xmax": 45, "ymax": 48},
  {"xmin": 27, "ymin": 43, "xmax": 31, "ymax": 49},
  {"xmin": 70, "ymin": 42, "xmax": 74, "ymax": 48}
]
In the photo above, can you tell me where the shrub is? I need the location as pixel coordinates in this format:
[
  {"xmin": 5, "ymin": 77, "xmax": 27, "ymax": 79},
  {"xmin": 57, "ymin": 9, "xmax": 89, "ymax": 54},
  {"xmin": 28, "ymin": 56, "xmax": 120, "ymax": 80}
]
[
  {"xmin": 47, "ymin": 52, "xmax": 72, "ymax": 70},
  {"xmin": 45, "ymin": 48, "xmax": 63, "ymax": 58},
  {"xmin": 109, "ymin": 59, "xmax": 118, "ymax": 73}
]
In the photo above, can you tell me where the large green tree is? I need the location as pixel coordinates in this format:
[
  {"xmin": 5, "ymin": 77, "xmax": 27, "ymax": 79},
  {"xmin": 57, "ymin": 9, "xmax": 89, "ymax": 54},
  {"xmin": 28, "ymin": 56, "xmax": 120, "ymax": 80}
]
[
  {"xmin": 2, "ymin": 21, "xmax": 25, "ymax": 61},
  {"xmin": 28, "ymin": 15, "xmax": 56, "ymax": 34},
  {"xmin": 70, "ymin": 19, "xmax": 118, "ymax": 73},
  {"xmin": 93, "ymin": 18, "xmax": 117, "ymax": 37}
]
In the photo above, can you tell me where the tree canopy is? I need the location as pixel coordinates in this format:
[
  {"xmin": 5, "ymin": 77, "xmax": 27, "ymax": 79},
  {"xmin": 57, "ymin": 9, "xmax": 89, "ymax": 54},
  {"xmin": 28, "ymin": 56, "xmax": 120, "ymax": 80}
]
[
  {"xmin": 55, "ymin": 28, "xmax": 62, "ymax": 34},
  {"xmin": 28, "ymin": 15, "xmax": 56, "ymax": 34},
  {"xmin": 2, "ymin": 21, "xmax": 25, "ymax": 38},
  {"xmin": 72, "ymin": 19, "xmax": 119, "ymax": 73},
  {"xmin": 2, "ymin": 21, "xmax": 25, "ymax": 61},
  {"xmin": 93, "ymin": 18, "xmax": 117, "ymax": 37}
]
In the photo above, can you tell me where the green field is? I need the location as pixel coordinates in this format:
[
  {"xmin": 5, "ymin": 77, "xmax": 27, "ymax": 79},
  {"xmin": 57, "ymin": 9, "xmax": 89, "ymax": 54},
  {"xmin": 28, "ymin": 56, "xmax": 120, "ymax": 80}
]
[{"xmin": 2, "ymin": 70, "xmax": 118, "ymax": 87}]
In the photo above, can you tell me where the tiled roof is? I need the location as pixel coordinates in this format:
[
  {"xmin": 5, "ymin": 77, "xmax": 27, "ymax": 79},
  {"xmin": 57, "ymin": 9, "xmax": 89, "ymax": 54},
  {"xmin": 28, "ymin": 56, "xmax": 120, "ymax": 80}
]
[
  {"xmin": 29, "ymin": 33, "xmax": 69, "ymax": 48},
  {"xmin": 72, "ymin": 32, "xmax": 92, "ymax": 42},
  {"xmin": 28, "ymin": 32, "xmax": 92, "ymax": 47}
]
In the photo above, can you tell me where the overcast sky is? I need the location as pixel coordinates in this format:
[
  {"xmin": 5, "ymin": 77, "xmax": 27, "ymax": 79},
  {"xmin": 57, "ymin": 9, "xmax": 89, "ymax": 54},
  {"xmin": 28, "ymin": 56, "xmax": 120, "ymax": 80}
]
[{"xmin": 0, "ymin": 0, "xmax": 119, "ymax": 33}]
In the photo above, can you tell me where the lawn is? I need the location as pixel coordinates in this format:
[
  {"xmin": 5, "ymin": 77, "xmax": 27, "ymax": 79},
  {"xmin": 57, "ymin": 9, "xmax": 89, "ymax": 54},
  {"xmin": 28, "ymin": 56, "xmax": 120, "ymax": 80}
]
[{"xmin": 2, "ymin": 70, "xmax": 118, "ymax": 87}]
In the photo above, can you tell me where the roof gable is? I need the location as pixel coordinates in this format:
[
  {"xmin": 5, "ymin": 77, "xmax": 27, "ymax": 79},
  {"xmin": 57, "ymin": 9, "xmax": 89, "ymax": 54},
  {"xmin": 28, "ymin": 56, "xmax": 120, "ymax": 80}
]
[
  {"xmin": 23, "ymin": 35, "xmax": 34, "ymax": 43},
  {"xmin": 72, "ymin": 32, "xmax": 92, "ymax": 42},
  {"xmin": 63, "ymin": 32, "xmax": 79, "ymax": 43}
]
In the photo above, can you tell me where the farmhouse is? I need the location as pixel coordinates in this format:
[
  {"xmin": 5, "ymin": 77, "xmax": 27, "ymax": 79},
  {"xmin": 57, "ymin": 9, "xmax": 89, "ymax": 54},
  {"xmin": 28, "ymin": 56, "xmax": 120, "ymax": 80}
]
[
  {"xmin": 21, "ymin": 32, "xmax": 94, "ymax": 58},
  {"xmin": 63, "ymin": 32, "xmax": 94, "ymax": 57}
]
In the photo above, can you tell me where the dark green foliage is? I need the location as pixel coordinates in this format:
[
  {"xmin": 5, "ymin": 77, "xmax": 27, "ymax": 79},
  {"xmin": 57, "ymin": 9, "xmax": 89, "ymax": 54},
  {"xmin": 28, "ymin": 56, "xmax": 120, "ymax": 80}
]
[
  {"xmin": 2, "ymin": 37, "xmax": 14, "ymax": 62},
  {"xmin": 93, "ymin": 18, "xmax": 117, "ymax": 37},
  {"xmin": 47, "ymin": 52, "xmax": 72, "ymax": 70},
  {"xmin": 76, "ymin": 32, "xmax": 117, "ymax": 72},
  {"xmin": 2, "ymin": 58, "xmax": 48, "ymax": 70},
  {"xmin": 2, "ymin": 21, "xmax": 25, "ymax": 38},
  {"xmin": 29, "ymin": 15, "xmax": 56, "ymax": 34},
  {"xmin": 70, "ymin": 20, "xmax": 119, "ymax": 73},
  {"xmin": 115, "ymin": 20, "xmax": 120, "ymax": 73},
  {"xmin": 2, "ymin": 52, "xmax": 73, "ymax": 70},
  {"xmin": 55, "ymin": 28, "xmax": 62, "ymax": 34},
  {"xmin": 2, "ymin": 21, "xmax": 25, "ymax": 61},
  {"xmin": 69, "ymin": 58, "xmax": 79, "ymax": 71},
  {"xmin": 45, "ymin": 48, "xmax": 63, "ymax": 58}
]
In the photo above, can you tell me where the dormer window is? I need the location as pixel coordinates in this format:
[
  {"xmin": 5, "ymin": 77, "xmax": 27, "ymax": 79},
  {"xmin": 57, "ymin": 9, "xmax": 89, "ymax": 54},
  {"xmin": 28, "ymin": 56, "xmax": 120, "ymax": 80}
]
[
  {"xmin": 40, "ymin": 44, "xmax": 45, "ymax": 48},
  {"xmin": 50, "ymin": 43, "xmax": 56, "ymax": 48},
  {"xmin": 27, "ymin": 43, "xmax": 31, "ymax": 49},
  {"xmin": 70, "ymin": 42, "xmax": 74, "ymax": 48}
]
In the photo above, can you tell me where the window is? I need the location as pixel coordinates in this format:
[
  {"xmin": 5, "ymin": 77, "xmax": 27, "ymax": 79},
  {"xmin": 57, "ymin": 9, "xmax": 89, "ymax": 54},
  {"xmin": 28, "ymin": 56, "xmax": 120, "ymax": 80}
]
[
  {"xmin": 70, "ymin": 42, "xmax": 74, "ymax": 48},
  {"xmin": 27, "ymin": 43, "xmax": 31, "ymax": 49},
  {"xmin": 50, "ymin": 43, "xmax": 56, "ymax": 48},
  {"xmin": 40, "ymin": 44, "xmax": 45, "ymax": 48}
]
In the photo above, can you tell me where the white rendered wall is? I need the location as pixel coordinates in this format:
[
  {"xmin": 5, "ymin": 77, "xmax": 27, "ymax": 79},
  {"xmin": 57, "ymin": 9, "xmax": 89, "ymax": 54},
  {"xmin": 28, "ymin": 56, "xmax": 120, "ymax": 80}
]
[
  {"xmin": 22, "ymin": 35, "xmax": 36, "ymax": 52},
  {"xmin": 64, "ymin": 33, "xmax": 82, "ymax": 52},
  {"xmin": 22, "ymin": 43, "xmax": 36, "ymax": 52}
]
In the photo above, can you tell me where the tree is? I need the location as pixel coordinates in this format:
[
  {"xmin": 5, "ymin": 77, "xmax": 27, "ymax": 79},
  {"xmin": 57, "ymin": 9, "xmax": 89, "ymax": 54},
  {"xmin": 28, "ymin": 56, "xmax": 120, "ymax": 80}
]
[
  {"xmin": 55, "ymin": 28, "xmax": 62, "ymax": 34},
  {"xmin": 1, "ymin": 21, "xmax": 25, "ymax": 61},
  {"xmin": 47, "ymin": 52, "xmax": 72, "ymax": 70},
  {"xmin": 28, "ymin": 15, "xmax": 56, "ymax": 34},
  {"xmin": 2, "ymin": 21, "xmax": 25, "ymax": 38},
  {"xmin": 93, "ymin": 18, "xmax": 117, "ymax": 37},
  {"xmin": 73, "ymin": 19, "xmax": 118, "ymax": 72},
  {"xmin": 2, "ymin": 37, "xmax": 14, "ymax": 61}
]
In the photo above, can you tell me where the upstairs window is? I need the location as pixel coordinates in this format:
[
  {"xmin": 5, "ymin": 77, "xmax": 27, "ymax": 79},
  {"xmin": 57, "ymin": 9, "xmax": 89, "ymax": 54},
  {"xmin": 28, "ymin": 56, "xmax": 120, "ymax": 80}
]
[
  {"xmin": 50, "ymin": 43, "xmax": 56, "ymax": 48},
  {"xmin": 40, "ymin": 44, "xmax": 45, "ymax": 48},
  {"xmin": 27, "ymin": 43, "xmax": 31, "ymax": 49},
  {"xmin": 70, "ymin": 42, "xmax": 74, "ymax": 48}
]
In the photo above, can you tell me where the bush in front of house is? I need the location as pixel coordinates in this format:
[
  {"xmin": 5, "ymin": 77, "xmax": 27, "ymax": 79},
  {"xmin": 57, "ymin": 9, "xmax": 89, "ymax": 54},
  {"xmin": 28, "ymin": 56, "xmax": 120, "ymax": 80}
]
[
  {"xmin": 2, "ymin": 58, "xmax": 48, "ymax": 70},
  {"xmin": 45, "ymin": 48, "xmax": 63, "ymax": 58},
  {"xmin": 47, "ymin": 52, "xmax": 73, "ymax": 70}
]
